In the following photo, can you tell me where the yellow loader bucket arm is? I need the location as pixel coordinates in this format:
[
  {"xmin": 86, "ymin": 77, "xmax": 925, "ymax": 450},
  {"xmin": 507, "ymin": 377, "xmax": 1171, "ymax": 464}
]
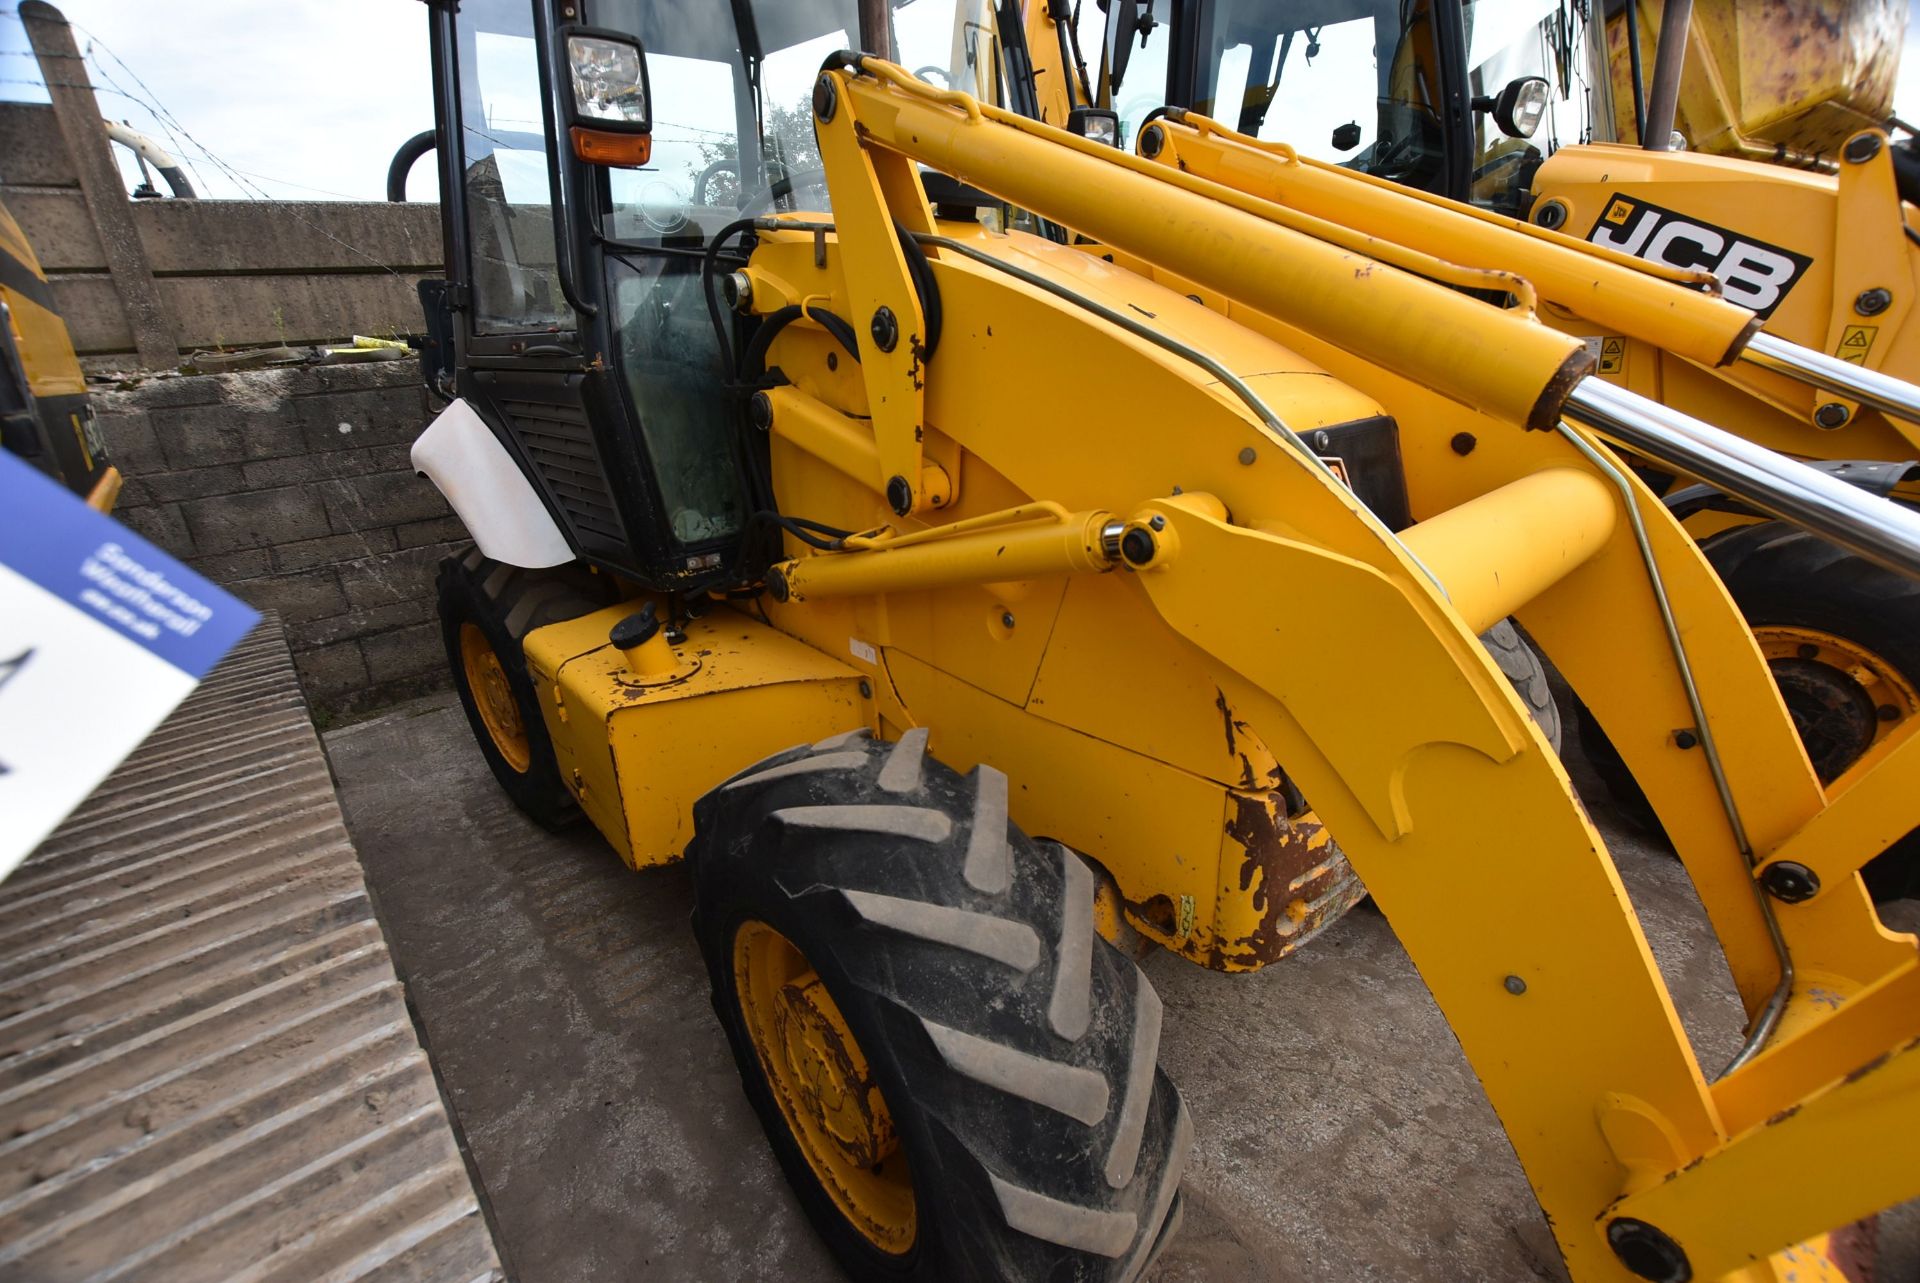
[
  {"xmin": 1125, "ymin": 108, "xmax": 1920, "ymax": 446},
  {"xmin": 748, "ymin": 56, "xmax": 1920, "ymax": 1282}
]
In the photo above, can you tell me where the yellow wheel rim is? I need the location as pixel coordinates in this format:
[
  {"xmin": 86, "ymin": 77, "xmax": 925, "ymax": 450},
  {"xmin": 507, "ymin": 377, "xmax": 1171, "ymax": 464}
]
[
  {"xmin": 459, "ymin": 622, "xmax": 531, "ymax": 774},
  {"xmin": 732, "ymin": 920, "xmax": 916, "ymax": 1255},
  {"xmin": 1753, "ymin": 625, "xmax": 1919, "ymax": 783}
]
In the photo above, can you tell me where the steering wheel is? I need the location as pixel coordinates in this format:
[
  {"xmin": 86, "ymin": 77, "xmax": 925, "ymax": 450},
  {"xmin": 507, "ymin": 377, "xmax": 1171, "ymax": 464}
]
[
  {"xmin": 739, "ymin": 164, "xmax": 830, "ymax": 216},
  {"xmin": 1472, "ymin": 149, "xmax": 1527, "ymax": 186},
  {"xmin": 694, "ymin": 157, "xmax": 743, "ymax": 206},
  {"xmin": 914, "ymin": 65, "xmax": 952, "ymax": 87},
  {"xmin": 1366, "ymin": 132, "xmax": 1422, "ymax": 180}
]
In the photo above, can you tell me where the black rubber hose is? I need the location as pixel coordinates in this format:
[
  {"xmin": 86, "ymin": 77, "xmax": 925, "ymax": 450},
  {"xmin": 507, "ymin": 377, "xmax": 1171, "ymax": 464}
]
[
  {"xmin": 387, "ymin": 129, "xmax": 437, "ymax": 203},
  {"xmin": 898, "ymin": 226, "xmax": 942, "ymax": 359},
  {"xmin": 704, "ymin": 217, "xmax": 762, "ymax": 378},
  {"xmin": 804, "ymin": 306, "xmax": 863, "ymax": 363},
  {"xmin": 741, "ymin": 305, "xmax": 805, "ymax": 379},
  {"xmin": 1891, "ymin": 136, "xmax": 1920, "ymax": 212}
]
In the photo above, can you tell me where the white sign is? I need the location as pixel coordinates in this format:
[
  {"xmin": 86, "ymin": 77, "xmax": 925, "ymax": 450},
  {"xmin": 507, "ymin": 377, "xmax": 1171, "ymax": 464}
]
[{"xmin": 0, "ymin": 451, "xmax": 258, "ymax": 878}]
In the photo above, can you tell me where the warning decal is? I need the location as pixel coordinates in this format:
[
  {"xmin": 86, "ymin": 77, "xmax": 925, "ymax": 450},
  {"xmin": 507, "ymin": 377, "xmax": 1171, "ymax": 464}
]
[
  {"xmin": 1835, "ymin": 325, "xmax": 1879, "ymax": 365},
  {"xmin": 1599, "ymin": 337, "xmax": 1626, "ymax": 374}
]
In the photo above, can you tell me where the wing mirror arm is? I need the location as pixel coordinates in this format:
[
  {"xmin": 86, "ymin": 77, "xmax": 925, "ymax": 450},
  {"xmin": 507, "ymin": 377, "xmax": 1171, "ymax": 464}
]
[{"xmin": 1099, "ymin": 0, "xmax": 1156, "ymax": 97}]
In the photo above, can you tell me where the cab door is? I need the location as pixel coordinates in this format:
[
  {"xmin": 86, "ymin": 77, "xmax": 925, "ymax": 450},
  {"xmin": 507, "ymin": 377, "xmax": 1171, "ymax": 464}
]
[{"xmin": 431, "ymin": 0, "xmax": 751, "ymax": 585}]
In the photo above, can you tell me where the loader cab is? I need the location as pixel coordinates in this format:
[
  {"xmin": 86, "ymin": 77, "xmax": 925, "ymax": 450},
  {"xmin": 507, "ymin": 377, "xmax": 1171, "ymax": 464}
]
[
  {"xmin": 426, "ymin": 0, "xmax": 865, "ymax": 589},
  {"xmin": 1087, "ymin": 0, "xmax": 1609, "ymax": 216}
]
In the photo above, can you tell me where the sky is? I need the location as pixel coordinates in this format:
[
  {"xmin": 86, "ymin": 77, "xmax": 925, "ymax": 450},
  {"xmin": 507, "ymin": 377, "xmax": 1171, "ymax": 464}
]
[
  {"xmin": 0, "ymin": 0, "xmax": 436, "ymax": 201},
  {"xmin": 1, "ymin": 0, "xmax": 1919, "ymax": 205}
]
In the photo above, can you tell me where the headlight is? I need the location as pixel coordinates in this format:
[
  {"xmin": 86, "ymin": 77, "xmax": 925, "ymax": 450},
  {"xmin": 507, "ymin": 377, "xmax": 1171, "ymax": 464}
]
[
  {"xmin": 1508, "ymin": 77, "xmax": 1550, "ymax": 139},
  {"xmin": 568, "ymin": 34, "xmax": 649, "ymax": 126},
  {"xmin": 1479, "ymin": 75, "xmax": 1552, "ymax": 141},
  {"xmin": 1069, "ymin": 107, "xmax": 1123, "ymax": 149}
]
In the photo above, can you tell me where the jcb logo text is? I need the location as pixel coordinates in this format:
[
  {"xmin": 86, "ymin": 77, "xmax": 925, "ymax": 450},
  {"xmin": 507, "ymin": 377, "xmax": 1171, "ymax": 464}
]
[{"xmin": 1586, "ymin": 194, "xmax": 1812, "ymax": 319}]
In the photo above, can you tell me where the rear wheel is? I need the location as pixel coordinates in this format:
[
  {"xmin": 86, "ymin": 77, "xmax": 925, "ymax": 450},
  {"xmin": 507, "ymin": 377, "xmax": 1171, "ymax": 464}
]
[
  {"xmin": 436, "ymin": 546, "xmax": 605, "ymax": 829},
  {"xmin": 690, "ymin": 729, "xmax": 1190, "ymax": 1282}
]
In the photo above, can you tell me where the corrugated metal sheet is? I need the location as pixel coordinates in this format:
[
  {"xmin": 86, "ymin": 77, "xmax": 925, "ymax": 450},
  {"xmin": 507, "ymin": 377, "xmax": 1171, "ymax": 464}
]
[{"xmin": 0, "ymin": 618, "xmax": 503, "ymax": 1283}]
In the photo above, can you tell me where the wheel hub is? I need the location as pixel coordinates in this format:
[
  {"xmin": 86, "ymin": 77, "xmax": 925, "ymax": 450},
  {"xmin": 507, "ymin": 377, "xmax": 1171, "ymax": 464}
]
[
  {"xmin": 774, "ymin": 978, "xmax": 898, "ymax": 1171},
  {"xmin": 458, "ymin": 622, "xmax": 531, "ymax": 773},
  {"xmin": 1754, "ymin": 626, "xmax": 1918, "ymax": 784},
  {"xmin": 732, "ymin": 920, "xmax": 915, "ymax": 1254}
]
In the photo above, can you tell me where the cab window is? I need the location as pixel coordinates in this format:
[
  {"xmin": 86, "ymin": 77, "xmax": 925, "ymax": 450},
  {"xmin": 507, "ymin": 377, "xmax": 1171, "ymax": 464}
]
[
  {"xmin": 1462, "ymin": 0, "xmax": 1601, "ymax": 213},
  {"xmin": 457, "ymin": 1, "xmax": 570, "ymax": 335}
]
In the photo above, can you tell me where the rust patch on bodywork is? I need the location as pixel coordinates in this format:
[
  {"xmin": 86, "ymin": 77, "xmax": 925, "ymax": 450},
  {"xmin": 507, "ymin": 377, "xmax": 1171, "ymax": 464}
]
[
  {"xmin": 1129, "ymin": 893, "xmax": 1179, "ymax": 940},
  {"xmin": 1212, "ymin": 791, "xmax": 1366, "ymax": 969},
  {"xmin": 1214, "ymin": 687, "xmax": 1283, "ymax": 791}
]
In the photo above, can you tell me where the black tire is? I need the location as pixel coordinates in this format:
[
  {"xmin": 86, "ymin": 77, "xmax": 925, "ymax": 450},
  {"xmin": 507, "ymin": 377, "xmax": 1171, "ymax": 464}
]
[
  {"xmin": 689, "ymin": 729, "xmax": 1191, "ymax": 1283},
  {"xmin": 1574, "ymin": 703, "xmax": 1661, "ymax": 834},
  {"xmin": 1576, "ymin": 523, "xmax": 1920, "ymax": 901},
  {"xmin": 1482, "ymin": 619, "xmax": 1561, "ymax": 753},
  {"xmin": 1706, "ymin": 523, "xmax": 1920, "ymax": 901},
  {"xmin": 436, "ymin": 546, "xmax": 606, "ymax": 830}
]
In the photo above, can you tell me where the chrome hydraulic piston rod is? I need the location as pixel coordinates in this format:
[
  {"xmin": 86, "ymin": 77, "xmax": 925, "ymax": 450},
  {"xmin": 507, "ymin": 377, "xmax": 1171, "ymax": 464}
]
[
  {"xmin": 1742, "ymin": 331, "xmax": 1920, "ymax": 426},
  {"xmin": 1563, "ymin": 377, "xmax": 1920, "ymax": 579},
  {"xmin": 1144, "ymin": 118, "xmax": 1920, "ymax": 426}
]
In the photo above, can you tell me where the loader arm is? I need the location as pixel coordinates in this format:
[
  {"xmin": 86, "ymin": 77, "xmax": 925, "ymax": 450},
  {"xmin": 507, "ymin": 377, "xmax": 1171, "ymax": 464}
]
[{"xmin": 752, "ymin": 58, "xmax": 1920, "ymax": 1282}]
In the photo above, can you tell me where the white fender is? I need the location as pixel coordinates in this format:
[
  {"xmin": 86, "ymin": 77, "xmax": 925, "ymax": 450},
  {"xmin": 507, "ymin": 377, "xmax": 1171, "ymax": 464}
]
[{"xmin": 411, "ymin": 398, "xmax": 572, "ymax": 569}]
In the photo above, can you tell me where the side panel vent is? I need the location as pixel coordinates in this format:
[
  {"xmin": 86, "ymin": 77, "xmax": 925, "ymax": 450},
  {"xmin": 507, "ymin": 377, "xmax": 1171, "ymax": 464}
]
[{"xmin": 499, "ymin": 396, "xmax": 626, "ymax": 544}]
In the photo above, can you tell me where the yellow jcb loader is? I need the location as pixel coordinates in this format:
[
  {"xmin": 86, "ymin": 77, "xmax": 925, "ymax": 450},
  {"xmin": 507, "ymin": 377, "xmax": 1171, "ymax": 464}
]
[
  {"xmin": 0, "ymin": 199, "xmax": 115, "ymax": 508},
  {"xmin": 1603, "ymin": 1, "xmax": 1904, "ymax": 169},
  {"xmin": 1058, "ymin": 0, "xmax": 1920, "ymax": 900},
  {"xmin": 406, "ymin": 1, "xmax": 1920, "ymax": 1280}
]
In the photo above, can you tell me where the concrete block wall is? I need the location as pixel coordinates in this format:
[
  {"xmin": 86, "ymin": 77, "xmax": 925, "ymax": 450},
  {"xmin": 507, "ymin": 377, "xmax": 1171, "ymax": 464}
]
[
  {"xmin": 95, "ymin": 358, "xmax": 467, "ymax": 718},
  {"xmin": 0, "ymin": 99, "xmax": 442, "ymax": 371}
]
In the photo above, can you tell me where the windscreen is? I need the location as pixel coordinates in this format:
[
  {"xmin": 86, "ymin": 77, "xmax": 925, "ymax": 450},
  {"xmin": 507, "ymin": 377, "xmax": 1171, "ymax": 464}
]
[
  {"xmin": 589, "ymin": 0, "xmax": 860, "ymax": 244},
  {"xmin": 1097, "ymin": 0, "xmax": 1601, "ymax": 210}
]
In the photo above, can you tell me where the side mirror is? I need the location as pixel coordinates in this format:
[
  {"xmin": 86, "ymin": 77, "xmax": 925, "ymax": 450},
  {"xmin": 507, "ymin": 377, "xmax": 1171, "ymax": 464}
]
[
  {"xmin": 1331, "ymin": 121, "xmax": 1362, "ymax": 152},
  {"xmin": 562, "ymin": 26, "xmax": 653, "ymax": 167},
  {"xmin": 1474, "ymin": 76, "xmax": 1550, "ymax": 140}
]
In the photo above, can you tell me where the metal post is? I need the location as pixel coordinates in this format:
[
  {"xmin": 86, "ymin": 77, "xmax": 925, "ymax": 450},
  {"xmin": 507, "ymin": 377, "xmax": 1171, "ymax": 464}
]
[
  {"xmin": 1623, "ymin": 0, "xmax": 1647, "ymax": 144},
  {"xmin": 1562, "ymin": 378, "xmax": 1920, "ymax": 580},
  {"xmin": 1641, "ymin": 0, "xmax": 1693, "ymax": 151},
  {"xmin": 858, "ymin": 0, "xmax": 893, "ymax": 61},
  {"xmin": 20, "ymin": 1, "xmax": 178, "ymax": 370}
]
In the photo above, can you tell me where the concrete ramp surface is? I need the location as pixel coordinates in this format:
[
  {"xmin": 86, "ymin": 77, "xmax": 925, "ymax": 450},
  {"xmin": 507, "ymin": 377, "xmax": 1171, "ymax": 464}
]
[{"xmin": 0, "ymin": 618, "xmax": 502, "ymax": 1282}]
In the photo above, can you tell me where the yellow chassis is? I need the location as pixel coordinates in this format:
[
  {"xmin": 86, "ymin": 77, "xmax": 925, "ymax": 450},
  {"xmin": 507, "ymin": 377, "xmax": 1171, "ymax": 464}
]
[{"xmin": 523, "ymin": 61, "xmax": 1920, "ymax": 1283}]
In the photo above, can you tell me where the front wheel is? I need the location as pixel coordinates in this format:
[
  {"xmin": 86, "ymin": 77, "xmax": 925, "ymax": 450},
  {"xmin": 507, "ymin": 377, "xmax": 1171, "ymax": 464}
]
[
  {"xmin": 1706, "ymin": 523, "xmax": 1920, "ymax": 901},
  {"xmin": 689, "ymin": 729, "xmax": 1190, "ymax": 1282},
  {"xmin": 1576, "ymin": 525, "xmax": 1920, "ymax": 902}
]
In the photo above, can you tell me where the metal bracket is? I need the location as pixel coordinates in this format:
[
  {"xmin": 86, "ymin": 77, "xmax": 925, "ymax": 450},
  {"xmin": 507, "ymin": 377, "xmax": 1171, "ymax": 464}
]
[
  {"xmin": 1820, "ymin": 130, "xmax": 1913, "ymax": 440},
  {"xmin": 811, "ymin": 66, "xmax": 941, "ymax": 516}
]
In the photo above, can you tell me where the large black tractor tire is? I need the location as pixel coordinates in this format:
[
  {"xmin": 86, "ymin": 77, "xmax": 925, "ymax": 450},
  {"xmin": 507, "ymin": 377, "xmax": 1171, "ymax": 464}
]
[
  {"xmin": 1482, "ymin": 619, "xmax": 1561, "ymax": 753},
  {"xmin": 1708, "ymin": 523, "xmax": 1920, "ymax": 901},
  {"xmin": 1578, "ymin": 524, "xmax": 1920, "ymax": 901},
  {"xmin": 1573, "ymin": 705, "xmax": 1662, "ymax": 836},
  {"xmin": 689, "ymin": 729, "xmax": 1191, "ymax": 1283},
  {"xmin": 436, "ymin": 546, "xmax": 606, "ymax": 830}
]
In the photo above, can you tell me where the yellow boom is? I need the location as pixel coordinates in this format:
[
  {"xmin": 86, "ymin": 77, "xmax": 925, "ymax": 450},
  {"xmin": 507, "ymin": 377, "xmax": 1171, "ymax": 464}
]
[{"xmin": 746, "ymin": 59, "xmax": 1920, "ymax": 1281}]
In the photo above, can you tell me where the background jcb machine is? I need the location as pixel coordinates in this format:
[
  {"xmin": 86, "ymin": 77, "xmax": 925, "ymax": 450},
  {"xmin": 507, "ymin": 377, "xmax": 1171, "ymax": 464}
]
[
  {"xmin": 413, "ymin": 1, "xmax": 1920, "ymax": 1280},
  {"xmin": 0, "ymin": 197, "xmax": 114, "ymax": 508},
  {"xmin": 1067, "ymin": 0, "xmax": 1920, "ymax": 900}
]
